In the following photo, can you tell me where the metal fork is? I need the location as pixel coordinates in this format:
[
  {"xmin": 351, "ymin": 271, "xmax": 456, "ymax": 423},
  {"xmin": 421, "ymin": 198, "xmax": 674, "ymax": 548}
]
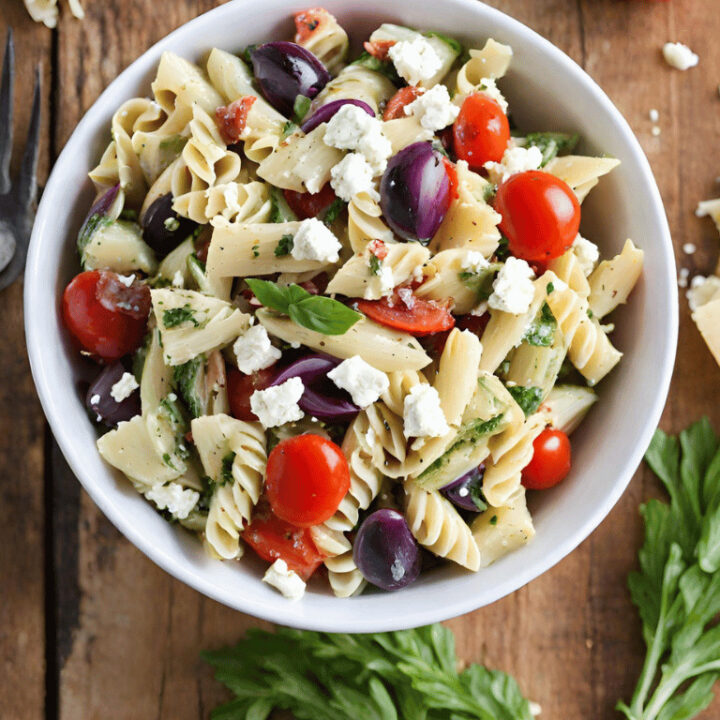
[{"xmin": 0, "ymin": 29, "xmax": 42, "ymax": 292}]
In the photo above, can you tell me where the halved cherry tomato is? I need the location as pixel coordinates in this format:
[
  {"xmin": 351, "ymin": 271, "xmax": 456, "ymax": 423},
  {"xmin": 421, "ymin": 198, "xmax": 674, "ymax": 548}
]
[
  {"xmin": 363, "ymin": 39, "xmax": 396, "ymax": 61},
  {"xmin": 265, "ymin": 435, "xmax": 350, "ymax": 527},
  {"xmin": 215, "ymin": 96, "xmax": 256, "ymax": 145},
  {"xmin": 62, "ymin": 270, "xmax": 150, "ymax": 362},
  {"xmin": 356, "ymin": 292, "xmax": 455, "ymax": 336},
  {"xmin": 453, "ymin": 93, "xmax": 510, "ymax": 170},
  {"xmin": 522, "ymin": 428, "xmax": 572, "ymax": 490},
  {"xmin": 227, "ymin": 367, "xmax": 276, "ymax": 421},
  {"xmin": 443, "ymin": 157, "xmax": 459, "ymax": 200},
  {"xmin": 383, "ymin": 86, "xmax": 424, "ymax": 121},
  {"xmin": 368, "ymin": 239, "xmax": 388, "ymax": 261},
  {"xmin": 294, "ymin": 7, "xmax": 332, "ymax": 43},
  {"xmin": 283, "ymin": 183, "xmax": 337, "ymax": 220},
  {"xmin": 494, "ymin": 170, "xmax": 581, "ymax": 262},
  {"xmin": 244, "ymin": 502, "xmax": 324, "ymax": 581}
]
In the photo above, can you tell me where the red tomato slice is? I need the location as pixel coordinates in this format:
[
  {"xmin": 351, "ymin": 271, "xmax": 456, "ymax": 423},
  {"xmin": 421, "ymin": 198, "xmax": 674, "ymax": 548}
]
[
  {"xmin": 215, "ymin": 96, "xmax": 256, "ymax": 145},
  {"xmin": 383, "ymin": 86, "xmax": 424, "ymax": 121},
  {"xmin": 266, "ymin": 435, "xmax": 350, "ymax": 527},
  {"xmin": 62, "ymin": 270, "xmax": 150, "ymax": 362},
  {"xmin": 522, "ymin": 428, "xmax": 572, "ymax": 490},
  {"xmin": 356, "ymin": 292, "xmax": 455, "ymax": 336},
  {"xmin": 294, "ymin": 7, "xmax": 332, "ymax": 43},
  {"xmin": 227, "ymin": 367, "xmax": 276, "ymax": 421},
  {"xmin": 363, "ymin": 39, "xmax": 396, "ymax": 61},
  {"xmin": 283, "ymin": 183, "xmax": 337, "ymax": 220},
  {"xmin": 453, "ymin": 93, "xmax": 510, "ymax": 170},
  {"xmin": 494, "ymin": 170, "xmax": 581, "ymax": 262},
  {"xmin": 244, "ymin": 502, "xmax": 324, "ymax": 581},
  {"xmin": 368, "ymin": 239, "xmax": 388, "ymax": 260}
]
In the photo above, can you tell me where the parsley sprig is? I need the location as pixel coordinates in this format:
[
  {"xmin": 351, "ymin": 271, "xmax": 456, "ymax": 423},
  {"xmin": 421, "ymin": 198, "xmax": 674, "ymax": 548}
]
[
  {"xmin": 204, "ymin": 624, "xmax": 534, "ymax": 720},
  {"xmin": 618, "ymin": 419, "xmax": 720, "ymax": 720},
  {"xmin": 246, "ymin": 278, "xmax": 361, "ymax": 335}
]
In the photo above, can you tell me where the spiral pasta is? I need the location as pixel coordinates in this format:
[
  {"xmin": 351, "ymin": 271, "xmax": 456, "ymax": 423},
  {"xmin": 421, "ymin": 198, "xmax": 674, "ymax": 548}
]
[
  {"xmin": 588, "ymin": 239, "xmax": 644, "ymax": 318},
  {"xmin": 347, "ymin": 191, "xmax": 394, "ymax": 252},
  {"xmin": 455, "ymin": 38, "xmax": 514, "ymax": 95},
  {"xmin": 547, "ymin": 248, "xmax": 591, "ymax": 298}
]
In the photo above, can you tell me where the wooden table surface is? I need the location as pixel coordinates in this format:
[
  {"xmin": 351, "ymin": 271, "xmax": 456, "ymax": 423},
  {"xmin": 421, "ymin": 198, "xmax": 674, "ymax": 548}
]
[{"xmin": 2, "ymin": 0, "xmax": 720, "ymax": 717}]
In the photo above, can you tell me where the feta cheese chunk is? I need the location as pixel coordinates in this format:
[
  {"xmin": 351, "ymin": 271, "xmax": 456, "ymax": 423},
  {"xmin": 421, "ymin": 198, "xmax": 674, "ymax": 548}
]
[
  {"xmin": 110, "ymin": 372, "xmax": 139, "ymax": 403},
  {"xmin": 233, "ymin": 324, "xmax": 281, "ymax": 374},
  {"xmin": 484, "ymin": 145, "xmax": 543, "ymax": 185},
  {"xmin": 145, "ymin": 482, "xmax": 199, "ymax": 520},
  {"xmin": 328, "ymin": 355, "xmax": 390, "ymax": 407},
  {"xmin": 324, "ymin": 104, "xmax": 392, "ymax": 174},
  {"xmin": 262, "ymin": 559, "xmax": 306, "ymax": 600},
  {"xmin": 330, "ymin": 153, "xmax": 376, "ymax": 202},
  {"xmin": 488, "ymin": 257, "xmax": 535, "ymax": 315},
  {"xmin": 477, "ymin": 77, "xmax": 508, "ymax": 113},
  {"xmin": 461, "ymin": 250, "xmax": 490, "ymax": 273},
  {"xmin": 662, "ymin": 42, "xmax": 699, "ymax": 70},
  {"xmin": 403, "ymin": 384, "xmax": 450, "ymax": 438},
  {"xmin": 172, "ymin": 270, "xmax": 184, "ymax": 288},
  {"xmin": 404, "ymin": 84, "xmax": 459, "ymax": 131},
  {"xmin": 290, "ymin": 217, "xmax": 341, "ymax": 263},
  {"xmin": 388, "ymin": 37, "xmax": 442, "ymax": 87},
  {"xmin": 250, "ymin": 377, "xmax": 305, "ymax": 428},
  {"xmin": 572, "ymin": 234, "xmax": 600, "ymax": 276}
]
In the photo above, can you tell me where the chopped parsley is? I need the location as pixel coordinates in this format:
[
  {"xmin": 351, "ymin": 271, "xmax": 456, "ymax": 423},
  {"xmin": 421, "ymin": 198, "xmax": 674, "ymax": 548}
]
[
  {"xmin": 323, "ymin": 198, "xmax": 347, "ymax": 226},
  {"xmin": 459, "ymin": 265, "xmax": 499, "ymax": 302},
  {"xmin": 482, "ymin": 183, "xmax": 497, "ymax": 203},
  {"xmin": 524, "ymin": 131, "xmax": 580, "ymax": 166},
  {"xmin": 274, "ymin": 233, "xmax": 295, "ymax": 257},
  {"xmin": 369, "ymin": 254, "xmax": 382, "ymax": 276},
  {"xmin": 252, "ymin": 243, "xmax": 260, "ymax": 258},
  {"xmin": 523, "ymin": 302, "xmax": 557, "ymax": 347},
  {"xmin": 546, "ymin": 281, "xmax": 555, "ymax": 294},
  {"xmin": 293, "ymin": 94, "xmax": 312, "ymax": 123},
  {"xmin": 163, "ymin": 305, "xmax": 199, "ymax": 328},
  {"xmin": 490, "ymin": 515, "xmax": 498, "ymax": 526},
  {"xmin": 281, "ymin": 120, "xmax": 298, "ymax": 140},
  {"xmin": 507, "ymin": 385, "xmax": 544, "ymax": 417},
  {"xmin": 495, "ymin": 234, "xmax": 511, "ymax": 262},
  {"xmin": 352, "ymin": 51, "xmax": 403, "ymax": 85},
  {"xmin": 220, "ymin": 451, "xmax": 236, "ymax": 485}
]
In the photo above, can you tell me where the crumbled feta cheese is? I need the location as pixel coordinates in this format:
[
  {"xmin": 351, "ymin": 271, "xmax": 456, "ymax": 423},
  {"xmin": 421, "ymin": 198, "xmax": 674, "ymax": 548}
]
[
  {"xmin": 90, "ymin": 394, "xmax": 100, "ymax": 405},
  {"xmin": 484, "ymin": 145, "xmax": 543, "ymax": 185},
  {"xmin": 488, "ymin": 257, "xmax": 535, "ymax": 314},
  {"xmin": 262, "ymin": 558, "xmax": 306, "ymax": 600},
  {"xmin": 290, "ymin": 217, "xmax": 341, "ymax": 263},
  {"xmin": 678, "ymin": 267, "xmax": 690, "ymax": 288},
  {"xmin": 404, "ymin": 84, "xmax": 459, "ymax": 131},
  {"xmin": 110, "ymin": 372, "xmax": 139, "ymax": 403},
  {"xmin": 233, "ymin": 324, "xmax": 281, "ymax": 374},
  {"xmin": 461, "ymin": 250, "xmax": 490, "ymax": 273},
  {"xmin": 164, "ymin": 217, "xmax": 180, "ymax": 232},
  {"xmin": 324, "ymin": 105, "xmax": 392, "ymax": 174},
  {"xmin": 470, "ymin": 300, "xmax": 489, "ymax": 317},
  {"xmin": 330, "ymin": 153, "xmax": 376, "ymax": 202},
  {"xmin": 652, "ymin": 126, "xmax": 661, "ymax": 137},
  {"xmin": 117, "ymin": 274, "xmax": 135, "ymax": 287},
  {"xmin": 172, "ymin": 270, "xmax": 184, "ymax": 288},
  {"xmin": 372, "ymin": 262, "xmax": 395, "ymax": 299},
  {"xmin": 649, "ymin": 108, "xmax": 659, "ymax": 123},
  {"xmin": 250, "ymin": 377, "xmax": 305, "ymax": 428},
  {"xmin": 145, "ymin": 482, "xmax": 199, "ymax": 520},
  {"xmin": 167, "ymin": 392, "xmax": 177, "ymax": 402},
  {"xmin": 663, "ymin": 42, "xmax": 699, "ymax": 70},
  {"xmin": 477, "ymin": 77, "xmax": 508, "ymax": 113},
  {"xmin": 387, "ymin": 37, "xmax": 442, "ymax": 87},
  {"xmin": 403, "ymin": 384, "xmax": 450, "ymax": 438},
  {"xmin": 529, "ymin": 701, "xmax": 542, "ymax": 717},
  {"xmin": 687, "ymin": 275, "xmax": 720, "ymax": 311},
  {"xmin": 328, "ymin": 355, "xmax": 389, "ymax": 408},
  {"xmin": 683, "ymin": 242, "xmax": 697, "ymax": 255},
  {"xmin": 572, "ymin": 234, "xmax": 600, "ymax": 276}
]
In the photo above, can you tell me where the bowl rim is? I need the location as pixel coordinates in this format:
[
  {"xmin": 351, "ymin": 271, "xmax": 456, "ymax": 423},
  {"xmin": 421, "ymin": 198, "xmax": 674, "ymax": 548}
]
[{"xmin": 25, "ymin": 0, "xmax": 678, "ymax": 631}]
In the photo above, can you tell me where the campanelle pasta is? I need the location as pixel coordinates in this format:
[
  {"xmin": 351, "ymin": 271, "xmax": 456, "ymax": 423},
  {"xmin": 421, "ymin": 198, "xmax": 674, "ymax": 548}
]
[{"xmin": 62, "ymin": 7, "xmax": 643, "ymax": 601}]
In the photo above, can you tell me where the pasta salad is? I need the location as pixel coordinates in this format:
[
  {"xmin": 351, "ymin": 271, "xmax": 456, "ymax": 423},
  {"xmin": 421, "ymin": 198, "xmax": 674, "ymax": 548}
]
[{"xmin": 61, "ymin": 8, "xmax": 644, "ymax": 600}]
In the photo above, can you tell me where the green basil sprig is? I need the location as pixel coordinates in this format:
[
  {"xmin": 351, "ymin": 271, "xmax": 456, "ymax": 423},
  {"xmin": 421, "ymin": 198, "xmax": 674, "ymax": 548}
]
[{"xmin": 246, "ymin": 278, "xmax": 361, "ymax": 335}]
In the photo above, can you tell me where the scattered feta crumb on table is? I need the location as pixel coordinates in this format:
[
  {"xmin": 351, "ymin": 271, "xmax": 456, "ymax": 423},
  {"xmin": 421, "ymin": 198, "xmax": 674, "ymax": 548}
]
[
  {"xmin": 682, "ymin": 243, "xmax": 696, "ymax": 255},
  {"xmin": 662, "ymin": 42, "xmax": 699, "ymax": 70},
  {"xmin": 649, "ymin": 108, "xmax": 659, "ymax": 123}
]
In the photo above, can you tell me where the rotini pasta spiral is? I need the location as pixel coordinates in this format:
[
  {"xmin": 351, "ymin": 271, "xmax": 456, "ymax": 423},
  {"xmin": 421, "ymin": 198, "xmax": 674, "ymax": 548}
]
[
  {"xmin": 347, "ymin": 191, "xmax": 394, "ymax": 252},
  {"xmin": 455, "ymin": 38, "xmax": 514, "ymax": 96},
  {"xmin": 547, "ymin": 248, "xmax": 590, "ymax": 298}
]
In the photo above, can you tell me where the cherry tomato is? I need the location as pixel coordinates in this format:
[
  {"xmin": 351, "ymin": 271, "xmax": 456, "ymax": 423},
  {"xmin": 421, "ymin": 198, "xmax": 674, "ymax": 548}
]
[
  {"xmin": 215, "ymin": 96, "xmax": 256, "ymax": 145},
  {"xmin": 356, "ymin": 292, "xmax": 455, "ymax": 336},
  {"xmin": 363, "ymin": 39, "xmax": 396, "ymax": 61},
  {"xmin": 265, "ymin": 435, "xmax": 350, "ymax": 527},
  {"xmin": 522, "ymin": 428, "xmax": 572, "ymax": 490},
  {"xmin": 283, "ymin": 183, "xmax": 337, "ymax": 220},
  {"xmin": 494, "ymin": 170, "xmax": 581, "ymax": 262},
  {"xmin": 294, "ymin": 7, "xmax": 333, "ymax": 44},
  {"xmin": 227, "ymin": 367, "xmax": 276, "ymax": 421},
  {"xmin": 62, "ymin": 270, "xmax": 150, "ymax": 362},
  {"xmin": 244, "ymin": 502, "xmax": 324, "ymax": 580},
  {"xmin": 453, "ymin": 93, "xmax": 510, "ymax": 170},
  {"xmin": 383, "ymin": 86, "xmax": 424, "ymax": 121}
]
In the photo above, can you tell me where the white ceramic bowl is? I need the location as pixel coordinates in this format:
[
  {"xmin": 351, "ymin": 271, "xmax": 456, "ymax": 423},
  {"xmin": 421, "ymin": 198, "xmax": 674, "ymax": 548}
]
[{"xmin": 25, "ymin": 0, "xmax": 677, "ymax": 632}]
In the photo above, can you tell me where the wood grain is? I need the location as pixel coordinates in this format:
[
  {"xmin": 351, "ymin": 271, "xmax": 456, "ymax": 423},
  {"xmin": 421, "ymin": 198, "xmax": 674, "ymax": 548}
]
[{"xmin": 2, "ymin": 0, "xmax": 720, "ymax": 718}]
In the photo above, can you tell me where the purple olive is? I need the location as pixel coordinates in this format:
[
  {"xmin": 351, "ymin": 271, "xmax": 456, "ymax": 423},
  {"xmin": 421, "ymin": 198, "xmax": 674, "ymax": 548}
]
[
  {"xmin": 440, "ymin": 465, "xmax": 487, "ymax": 513},
  {"xmin": 77, "ymin": 184, "xmax": 124, "ymax": 253},
  {"xmin": 250, "ymin": 42, "xmax": 331, "ymax": 116},
  {"xmin": 354, "ymin": 509, "xmax": 422, "ymax": 591},
  {"xmin": 269, "ymin": 353, "xmax": 359, "ymax": 421},
  {"xmin": 141, "ymin": 193, "xmax": 197, "ymax": 258},
  {"xmin": 301, "ymin": 99, "xmax": 375, "ymax": 134},
  {"xmin": 380, "ymin": 141, "xmax": 452, "ymax": 243},
  {"xmin": 86, "ymin": 362, "xmax": 141, "ymax": 428}
]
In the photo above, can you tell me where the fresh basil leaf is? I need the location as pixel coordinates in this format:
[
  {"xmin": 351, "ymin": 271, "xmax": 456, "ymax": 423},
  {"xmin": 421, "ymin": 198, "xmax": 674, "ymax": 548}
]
[
  {"xmin": 289, "ymin": 295, "xmax": 362, "ymax": 335},
  {"xmin": 286, "ymin": 283, "xmax": 313, "ymax": 304},
  {"xmin": 245, "ymin": 278, "xmax": 294, "ymax": 314},
  {"xmin": 524, "ymin": 132, "xmax": 579, "ymax": 166},
  {"xmin": 507, "ymin": 385, "xmax": 543, "ymax": 417}
]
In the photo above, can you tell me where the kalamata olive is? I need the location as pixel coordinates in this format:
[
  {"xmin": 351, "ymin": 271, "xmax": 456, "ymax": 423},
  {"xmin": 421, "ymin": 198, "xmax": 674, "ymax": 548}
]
[
  {"xmin": 250, "ymin": 42, "xmax": 331, "ymax": 116},
  {"xmin": 86, "ymin": 361, "xmax": 141, "ymax": 428},
  {"xmin": 141, "ymin": 193, "xmax": 197, "ymax": 258},
  {"xmin": 300, "ymin": 99, "xmax": 375, "ymax": 134},
  {"xmin": 268, "ymin": 353, "xmax": 359, "ymax": 421},
  {"xmin": 440, "ymin": 465, "xmax": 487, "ymax": 513},
  {"xmin": 380, "ymin": 141, "xmax": 453, "ymax": 243},
  {"xmin": 353, "ymin": 509, "xmax": 421, "ymax": 591}
]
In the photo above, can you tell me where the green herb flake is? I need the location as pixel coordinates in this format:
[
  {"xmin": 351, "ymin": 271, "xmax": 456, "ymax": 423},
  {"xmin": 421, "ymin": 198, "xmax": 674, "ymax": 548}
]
[
  {"xmin": 252, "ymin": 244, "xmax": 260, "ymax": 258},
  {"xmin": 507, "ymin": 385, "xmax": 544, "ymax": 417},
  {"xmin": 293, "ymin": 94, "xmax": 312, "ymax": 123},
  {"xmin": 220, "ymin": 451, "xmax": 236, "ymax": 486},
  {"xmin": 523, "ymin": 303, "xmax": 556, "ymax": 347},
  {"xmin": 352, "ymin": 51, "xmax": 403, "ymax": 85},
  {"xmin": 323, "ymin": 198, "xmax": 347, "ymax": 226},
  {"xmin": 524, "ymin": 131, "xmax": 580, "ymax": 166},
  {"xmin": 369, "ymin": 254, "xmax": 382, "ymax": 276},
  {"xmin": 482, "ymin": 183, "xmax": 497, "ymax": 203},
  {"xmin": 163, "ymin": 304, "xmax": 199, "ymax": 328},
  {"xmin": 281, "ymin": 120, "xmax": 298, "ymax": 140},
  {"xmin": 546, "ymin": 282, "xmax": 555, "ymax": 294},
  {"xmin": 424, "ymin": 30, "xmax": 463, "ymax": 55},
  {"xmin": 162, "ymin": 452, "xmax": 177, "ymax": 471},
  {"xmin": 490, "ymin": 515, "xmax": 498, "ymax": 526},
  {"xmin": 495, "ymin": 234, "xmax": 510, "ymax": 262},
  {"xmin": 274, "ymin": 233, "xmax": 295, "ymax": 257}
]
